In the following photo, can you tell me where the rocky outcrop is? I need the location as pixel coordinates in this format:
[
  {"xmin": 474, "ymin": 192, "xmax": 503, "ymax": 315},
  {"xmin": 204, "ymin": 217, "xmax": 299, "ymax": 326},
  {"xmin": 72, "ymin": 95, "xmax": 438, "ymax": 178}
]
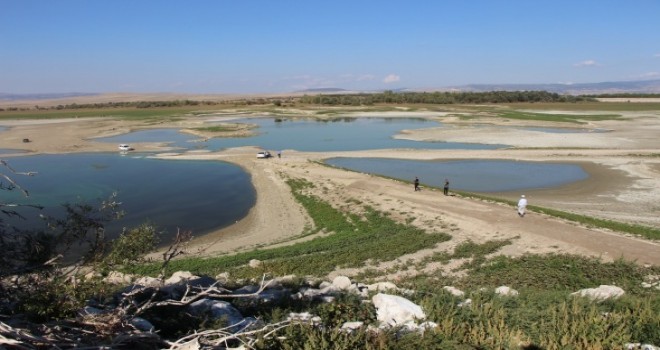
[{"xmin": 571, "ymin": 285, "xmax": 625, "ymax": 301}]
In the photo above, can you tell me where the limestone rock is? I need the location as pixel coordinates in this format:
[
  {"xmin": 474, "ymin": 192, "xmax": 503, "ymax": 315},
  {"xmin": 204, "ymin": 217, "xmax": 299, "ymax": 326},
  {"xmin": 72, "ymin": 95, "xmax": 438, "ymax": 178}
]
[
  {"xmin": 372, "ymin": 293, "xmax": 426, "ymax": 327},
  {"xmin": 495, "ymin": 286, "xmax": 519, "ymax": 296},
  {"xmin": 332, "ymin": 275, "xmax": 352, "ymax": 290},
  {"xmin": 165, "ymin": 271, "xmax": 197, "ymax": 285},
  {"xmin": 443, "ymin": 286, "xmax": 465, "ymax": 297},
  {"xmin": 572, "ymin": 285, "xmax": 625, "ymax": 301}
]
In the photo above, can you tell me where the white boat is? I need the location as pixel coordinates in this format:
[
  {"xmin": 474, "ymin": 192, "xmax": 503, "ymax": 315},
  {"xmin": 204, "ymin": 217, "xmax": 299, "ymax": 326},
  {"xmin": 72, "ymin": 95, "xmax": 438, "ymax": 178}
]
[{"xmin": 118, "ymin": 144, "xmax": 133, "ymax": 151}]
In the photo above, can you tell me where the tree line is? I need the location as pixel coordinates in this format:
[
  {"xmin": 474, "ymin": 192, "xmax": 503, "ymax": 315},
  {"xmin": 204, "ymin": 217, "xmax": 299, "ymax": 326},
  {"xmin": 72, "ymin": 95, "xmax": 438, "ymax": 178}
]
[
  {"xmin": 297, "ymin": 90, "xmax": 593, "ymax": 105},
  {"xmin": 0, "ymin": 90, "xmax": 596, "ymax": 112}
]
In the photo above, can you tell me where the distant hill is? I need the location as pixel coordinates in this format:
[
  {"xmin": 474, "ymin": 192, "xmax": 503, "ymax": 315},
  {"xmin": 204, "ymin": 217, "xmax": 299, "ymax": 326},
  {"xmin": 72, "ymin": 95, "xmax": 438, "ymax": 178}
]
[
  {"xmin": 296, "ymin": 80, "xmax": 660, "ymax": 96},
  {"xmin": 441, "ymin": 79, "xmax": 660, "ymax": 95},
  {"xmin": 296, "ymin": 88, "xmax": 349, "ymax": 93},
  {"xmin": 0, "ymin": 92, "xmax": 98, "ymax": 101}
]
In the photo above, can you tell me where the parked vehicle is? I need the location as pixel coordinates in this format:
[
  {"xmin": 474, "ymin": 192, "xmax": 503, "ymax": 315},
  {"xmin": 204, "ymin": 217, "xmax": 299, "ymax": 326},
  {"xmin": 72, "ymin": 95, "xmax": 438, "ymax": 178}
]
[
  {"xmin": 256, "ymin": 151, "xmax": 272, "ymax": 158},
  {"xmin": 118, "ymin": 144, "xmax": 133, "ymax": 151}
]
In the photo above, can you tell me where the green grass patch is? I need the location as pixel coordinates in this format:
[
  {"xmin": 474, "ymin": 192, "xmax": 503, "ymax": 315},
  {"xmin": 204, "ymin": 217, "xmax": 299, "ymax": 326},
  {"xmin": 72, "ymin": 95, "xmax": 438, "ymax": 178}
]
[
  {"xmin": 458, "ymin": 254, "xmax": 660, "ymax": 294},
  {"xmin": 494, "ymin": 110, "xmax": 621, "ymax": 124},
  {"xmin": 500, "ymin": 101, "xmax": 660, "ymax": 111},
  {"xmin": 189, "ymin": 124, "xmax": 248, "ymax": 133},
  {"xmin": 127, "ymin": 178, "xmax": 451, "ymax": 278},
  {"xmin": 0, "ymin": 106, "xmax": 222, "ymax": 121},
  {"xmin": 401, "ymin": 254, "xmax": 660, "ymax": 348}
]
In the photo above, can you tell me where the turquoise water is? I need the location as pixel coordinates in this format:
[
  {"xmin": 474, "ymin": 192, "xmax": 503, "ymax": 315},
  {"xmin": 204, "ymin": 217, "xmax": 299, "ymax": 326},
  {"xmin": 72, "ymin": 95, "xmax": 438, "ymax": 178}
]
[
  {"xmin": 2, "ymin": 117, "xmax": 593, "ymax": 245},
  {"xmin": 325, "ymin": 158, "xmax": 588, "ymax": 192},
  {"xmin": 2, "ymin": 154, "xmax": 255, "ymax": 242},
  {"xmin": 98, "ymin": 117, "xmax": 503, "ymax": 151}
]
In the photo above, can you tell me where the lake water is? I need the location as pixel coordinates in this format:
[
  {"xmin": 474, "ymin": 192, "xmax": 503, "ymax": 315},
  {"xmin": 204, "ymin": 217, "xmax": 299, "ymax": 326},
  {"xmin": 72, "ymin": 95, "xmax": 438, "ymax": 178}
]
[
  {"xmin": 2, "ymin": 153, "xmax": 255, "ymax": 243},
  {"xmin": 2, "ymin": 117, "xmax": 593, "ymax": 245},
  {"xmin": 0, "ymin": 148, "xmax": 27, "ymax": 154},
  {"xmin": 325, "ymin": 158, "xmax": 588, "ymax": 192},
  {"xmin": 98, "ymin": 117, "xmax": 503, "ymax": 151}
]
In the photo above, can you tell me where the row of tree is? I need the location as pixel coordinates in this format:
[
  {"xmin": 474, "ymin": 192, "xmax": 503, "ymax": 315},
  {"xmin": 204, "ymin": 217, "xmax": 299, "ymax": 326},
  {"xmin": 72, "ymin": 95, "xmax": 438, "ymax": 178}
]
[
  {"xmin": 0, "ymin": 90, "xmax": 598, "ymax": 112},
  {"xmin": 583, "ymin": 93, "xmax": 660, "ymax": 98},
  {"xmin": 298, "ymin": 90, "xmax": 594, "ymax": 105}
]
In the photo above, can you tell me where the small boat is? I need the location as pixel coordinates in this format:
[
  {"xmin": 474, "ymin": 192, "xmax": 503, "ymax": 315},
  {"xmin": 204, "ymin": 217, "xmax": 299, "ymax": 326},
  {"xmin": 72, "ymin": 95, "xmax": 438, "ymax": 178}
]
[{"xmin": 118, "ymin": 144, "xmax": 133, "ymax": 151}]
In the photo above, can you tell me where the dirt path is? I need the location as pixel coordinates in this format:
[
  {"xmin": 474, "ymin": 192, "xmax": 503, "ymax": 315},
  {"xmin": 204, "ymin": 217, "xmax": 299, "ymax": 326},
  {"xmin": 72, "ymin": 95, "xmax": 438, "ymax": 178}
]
[
  {"xmin": 2, "ymin": 110, "xmax": 659, "ymax": 268},
  {"xmin": 280, "ymin": 154, "xmax": 660, "ymax": 267},
  {"xmin": 158, "ymin": 149, "xmax": 659, "ymax": 267}
]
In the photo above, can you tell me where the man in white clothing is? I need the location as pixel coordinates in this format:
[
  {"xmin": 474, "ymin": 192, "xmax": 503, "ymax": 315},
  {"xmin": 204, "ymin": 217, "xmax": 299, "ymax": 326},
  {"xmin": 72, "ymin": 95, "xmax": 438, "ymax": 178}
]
[{"xmin": 517, "ymin": 195, "xmax": 528, "ymax": 217}]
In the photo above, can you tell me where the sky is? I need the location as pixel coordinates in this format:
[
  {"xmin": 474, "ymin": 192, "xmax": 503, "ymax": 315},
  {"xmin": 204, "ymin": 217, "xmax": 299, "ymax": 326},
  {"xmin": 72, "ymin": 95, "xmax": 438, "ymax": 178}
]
[{"xmin": 1, "ymin": 0, "xmax": 659, "ymax": 94}]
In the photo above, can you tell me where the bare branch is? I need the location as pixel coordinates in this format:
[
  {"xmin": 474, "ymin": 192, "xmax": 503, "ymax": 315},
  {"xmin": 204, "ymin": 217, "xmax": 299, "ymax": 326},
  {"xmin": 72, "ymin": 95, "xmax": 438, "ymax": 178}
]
[{"xmin": 1, "ymin": 159, "xmax": 36, "ymax": 198}]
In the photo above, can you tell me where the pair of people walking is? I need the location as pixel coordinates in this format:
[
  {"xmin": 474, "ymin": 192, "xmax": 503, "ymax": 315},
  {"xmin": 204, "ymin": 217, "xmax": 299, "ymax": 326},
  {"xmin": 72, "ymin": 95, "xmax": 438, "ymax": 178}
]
[{"xmin": 412, "ymin": 177, "xmax": 449, "ymax": 195}]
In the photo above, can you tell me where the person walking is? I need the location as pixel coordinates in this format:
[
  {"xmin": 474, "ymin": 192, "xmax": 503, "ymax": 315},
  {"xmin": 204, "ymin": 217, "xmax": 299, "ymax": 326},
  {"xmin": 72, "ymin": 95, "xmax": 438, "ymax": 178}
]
[
  {"xmin": 414, "ymin": 177, "xmax": 420, "ymax": 191},
  {"xmin": 443, "ymin": 178, "xmax": 450, "ymax": 196},
  {"xmin": 517, "ymin": 195, "xmax": 528, "ymax": 217}
]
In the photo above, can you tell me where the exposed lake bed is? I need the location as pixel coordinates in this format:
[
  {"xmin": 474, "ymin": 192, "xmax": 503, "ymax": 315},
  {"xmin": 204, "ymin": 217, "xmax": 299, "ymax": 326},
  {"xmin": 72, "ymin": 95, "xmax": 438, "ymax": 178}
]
[{"xmin": 1, "ymin": 107, "xmax": 659, "ymax": 263}]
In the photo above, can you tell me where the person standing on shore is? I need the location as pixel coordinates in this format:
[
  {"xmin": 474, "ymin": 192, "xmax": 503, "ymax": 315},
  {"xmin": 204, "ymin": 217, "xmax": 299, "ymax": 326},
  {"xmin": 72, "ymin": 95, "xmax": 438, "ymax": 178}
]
[
  {"xmin": 414, "ymin": 177, "xmax": 420, "ymax": 191},
  {"xmin": 517, "ymin": 195, "xmax": 528, "ymax": 217},
  {"xmin": 443, "ymin": 178, "xmax": 450, "ymax": 196}
]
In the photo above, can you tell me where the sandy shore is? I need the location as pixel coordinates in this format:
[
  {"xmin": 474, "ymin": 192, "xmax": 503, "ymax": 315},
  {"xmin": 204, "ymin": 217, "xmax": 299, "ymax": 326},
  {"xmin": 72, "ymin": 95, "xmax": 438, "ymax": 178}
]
[{"xmin": 1, "ymin": 109, "xmax": 659, "ymax": 267}]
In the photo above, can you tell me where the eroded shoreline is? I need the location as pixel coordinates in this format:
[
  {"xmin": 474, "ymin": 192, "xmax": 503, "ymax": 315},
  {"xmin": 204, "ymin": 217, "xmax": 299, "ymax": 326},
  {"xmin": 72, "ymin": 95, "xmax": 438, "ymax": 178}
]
[{"xmin": 1, "ymin": 110, "xmax": 659, "ymax": 263}]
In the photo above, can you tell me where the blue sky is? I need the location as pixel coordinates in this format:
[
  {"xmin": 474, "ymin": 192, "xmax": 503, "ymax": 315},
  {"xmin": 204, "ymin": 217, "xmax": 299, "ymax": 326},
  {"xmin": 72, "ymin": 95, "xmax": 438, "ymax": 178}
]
[{"xmin": 1, "ymin": 0, "xmax": 659, "ymax": 94}]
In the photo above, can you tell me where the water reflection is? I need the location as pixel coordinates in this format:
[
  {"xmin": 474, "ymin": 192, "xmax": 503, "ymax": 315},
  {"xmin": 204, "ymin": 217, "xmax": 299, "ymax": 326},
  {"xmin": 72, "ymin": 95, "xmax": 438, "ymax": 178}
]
[
  {"xmin": 2, "ymin": 154, "xmax": 255, "ymax": 242},
  {"xmin": 97, "ymin": 117, "xmax": 503, "ymax": 152},
  {"xmin": 325, "ymin": 158, "xmax": 588, "ymax": 192}
]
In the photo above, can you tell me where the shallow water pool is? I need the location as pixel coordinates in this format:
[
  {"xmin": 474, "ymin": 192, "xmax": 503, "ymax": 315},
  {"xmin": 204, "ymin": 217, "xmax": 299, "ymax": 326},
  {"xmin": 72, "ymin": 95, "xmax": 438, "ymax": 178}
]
[{"xmin": 325, "ymin": 158, "xmax": 588, "ymax": 192}]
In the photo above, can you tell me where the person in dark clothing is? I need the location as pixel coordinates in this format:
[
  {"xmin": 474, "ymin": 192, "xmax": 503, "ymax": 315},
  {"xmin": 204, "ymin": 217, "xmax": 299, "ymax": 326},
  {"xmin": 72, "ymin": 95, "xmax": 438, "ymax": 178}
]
[
  {"xmin": 414, "ymin": 177, "xmax": 420, "ymax": 191},
  {"xmin": 443, "ymin": 179, "xmax": 449, "ymax": 195}
]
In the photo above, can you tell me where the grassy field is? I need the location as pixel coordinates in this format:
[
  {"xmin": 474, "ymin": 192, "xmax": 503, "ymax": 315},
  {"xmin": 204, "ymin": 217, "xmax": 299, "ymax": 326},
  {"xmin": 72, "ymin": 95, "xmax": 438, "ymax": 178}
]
[
  {"xmin": 3, "ymin": 100, "xmax": 659, "ymax": 121},
  {"xmin": 121, "ymin": 173, "xmax": 660, "ymax": 349}
]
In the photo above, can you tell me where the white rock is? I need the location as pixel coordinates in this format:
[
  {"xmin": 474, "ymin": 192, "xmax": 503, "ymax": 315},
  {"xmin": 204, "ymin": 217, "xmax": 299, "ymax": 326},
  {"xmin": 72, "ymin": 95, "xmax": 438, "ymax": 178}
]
[
  {"xmin": 215, "ymin": 272, "xmax": 230, "ymax": 282},
  {"xmin": 572, "ymin": 285, "xmax": 625, "ymax": 301},
  {"xmin": 173, "ymin": 338, "xmax": 201, "ymax": 350},
  {"xmin": 133, "ymin": 276, "xmax": 162, "ymax": 288},
  {"xmin": 625, "ymin": 344, "xmax": 660, "ymax": 350},
  {"xmin": 189, "ymin": 299, "xmax": 244, "ymax": 327},
  {"xmin": 341, "ymin": 321, "xmax": 364, "ymax": 332},
  {"xmin": 287, "ymin": 312, "xmax": 322, "ymax": 325},
  {"xmin": 248, "ymin": 259, "xmax": 262, "ymax": 268},
  {"xmin": 495, "ymin": 286, "xmax": 519, "ymax": 296},
  {"xmin": 372, "ymin": 293, "xmax": 426, "ymax": 327},
  {"xmin": 367, "ymin": 282, "xmax": 399, "ymax": 292},
  {"xmin": 320, "ymin": 295, "xmax": 336, "ymax": 303},
  {"xmin": 332, "ymin": 275, "xmax": 352, "ymax": 290},
  {"xmin": 104, "ymin": 271, "xmax": 134, "ymax": 284},
  {"xmin": 165, "ymin": 271, "xmax": 197, "ymax": 285},
  {"xmin": 443, "ymin": 286, "xmax": 465, "ymax": 297},
  {"xmin": 458, "ymin": 298, "xmax": 472, "ymax": 307},
  {"xmin": 417, "ymin": 321, "xmax": 438, "ymax": 334}
]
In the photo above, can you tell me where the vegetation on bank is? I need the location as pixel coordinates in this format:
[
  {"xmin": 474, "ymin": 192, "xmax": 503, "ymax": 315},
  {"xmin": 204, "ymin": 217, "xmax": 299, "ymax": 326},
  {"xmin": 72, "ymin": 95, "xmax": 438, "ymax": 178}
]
[
  {"xmin": 3, "ymin": 162, "xmax": 659, "ymax": 348},
  {"xmin": 2, "ymin": 100, "xmax": 660, "ymax": 348},
  {"xmin": 126, "ymin": 177, "xmax": 452, "ymax": 278},
  {"xmin": 454, "ymin": 190, "xmax": 660, "ymax": 241},
  {"xmin": 492, "ymin": 110, "xmax": 621, "ymax": 123},
  {"xmin": 118, "ymin": 175, "xmax": 659, "ymax": 348}
]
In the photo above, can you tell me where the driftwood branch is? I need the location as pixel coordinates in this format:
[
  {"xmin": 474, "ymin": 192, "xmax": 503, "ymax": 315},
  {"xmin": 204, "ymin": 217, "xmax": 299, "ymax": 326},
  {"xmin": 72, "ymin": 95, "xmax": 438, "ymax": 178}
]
[{"xmin": 1, "ymin": 159, "xmax": 37, "ymax": 198}]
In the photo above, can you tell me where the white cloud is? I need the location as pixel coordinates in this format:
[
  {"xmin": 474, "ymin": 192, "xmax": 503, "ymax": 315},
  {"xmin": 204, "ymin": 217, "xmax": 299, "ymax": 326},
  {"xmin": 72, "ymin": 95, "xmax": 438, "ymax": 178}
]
[
  {"xmin": 573, "ymin": 60, "xmax": 600, "ymax": 67},
  {"xmin": 638, "ymin": 72, "xmax": 660, "ymax": 78},
  {"xmin": 383, "ymin": 74, "xmax": 400, "ymax": 83}
]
